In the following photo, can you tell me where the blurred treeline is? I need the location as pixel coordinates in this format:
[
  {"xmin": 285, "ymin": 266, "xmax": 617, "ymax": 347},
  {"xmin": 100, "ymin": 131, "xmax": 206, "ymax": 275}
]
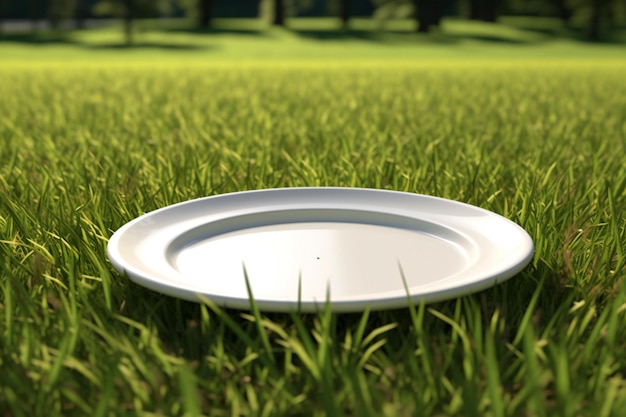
[{"xmin": 0, "ymin": 0, "xmax": 624, "ymax": 42}]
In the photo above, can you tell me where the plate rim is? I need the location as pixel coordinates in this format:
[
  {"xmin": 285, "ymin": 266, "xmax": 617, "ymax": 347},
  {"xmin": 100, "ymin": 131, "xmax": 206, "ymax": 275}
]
[{"xmin": 107, "ymin": 187, "xmax": 534, "ymax": 312}]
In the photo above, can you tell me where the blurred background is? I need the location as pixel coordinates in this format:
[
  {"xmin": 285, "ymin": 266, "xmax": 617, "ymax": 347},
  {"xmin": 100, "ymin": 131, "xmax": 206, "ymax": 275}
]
[{"xmin": 1, "ymin": 0, "xmax": 625, "ymax": 48}]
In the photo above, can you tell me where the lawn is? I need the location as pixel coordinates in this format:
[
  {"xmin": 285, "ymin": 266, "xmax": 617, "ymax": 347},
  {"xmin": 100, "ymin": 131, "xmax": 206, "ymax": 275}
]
[
  {"xmin": 1, "ymin": 17, "xmax": 626, "ymax": 61},
  {"xmin": 1, "ymin": 18, "xmax": 626, "ymax": 416}
]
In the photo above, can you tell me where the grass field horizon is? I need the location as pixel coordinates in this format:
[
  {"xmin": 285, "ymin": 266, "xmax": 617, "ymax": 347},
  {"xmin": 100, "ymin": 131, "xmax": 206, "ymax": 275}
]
[
  {"xmin": 1, "ymin": 19, "xmax": 626, "ymax": 416},
  {"xmin": 1, "ymin": 16, "xmax": 626, "ymax": 62}
]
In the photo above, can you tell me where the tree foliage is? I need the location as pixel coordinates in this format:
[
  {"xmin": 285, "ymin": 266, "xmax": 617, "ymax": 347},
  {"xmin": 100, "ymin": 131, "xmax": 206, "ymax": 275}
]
[
  {"xmin": 47, "ymin": 0, "xmax": 77, "ymax": 28},
  {"xmin": 15, "ymin": 0, "xmax": 623, "ymax": 41},
  {"xmin": 371, "ymin": 0, "xmax": 624, "ymax": 38}
]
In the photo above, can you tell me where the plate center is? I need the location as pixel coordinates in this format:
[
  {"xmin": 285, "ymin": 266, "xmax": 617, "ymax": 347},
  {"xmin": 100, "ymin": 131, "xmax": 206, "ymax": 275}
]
[{"xmin": 170, "ymin": 221, "xmax": 472, "ymax": 301}]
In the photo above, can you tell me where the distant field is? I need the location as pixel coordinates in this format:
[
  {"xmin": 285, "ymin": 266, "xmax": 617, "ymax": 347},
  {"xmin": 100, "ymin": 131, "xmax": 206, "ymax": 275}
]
[
  {"xmin": 1, "ymin": 39, "xmax": 626, "ymax": 416},
  {"xmin": 0, "ymin": 17, "xmax": 625, "ymax": 61}
]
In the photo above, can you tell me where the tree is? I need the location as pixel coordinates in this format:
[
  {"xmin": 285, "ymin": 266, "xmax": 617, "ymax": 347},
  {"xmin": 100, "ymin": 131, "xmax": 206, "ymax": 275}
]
[
  {"xmin": 587, "ymin": 0, "xmax": 612, "ymax": 40},
  {"xmin": 122, "ymin": 0, "xmax": 134, "ymax": 44},
  {"xmin": 259, "ymin": 0, "xmax": 313, "ymax": 27},
  {"xmin": 483, "ymin": 0, "xmax": 497, "ymax": 21},
  {"xmin": 48, "ymin": 0, "xmax": 78, "ymax": 29},
  {"xmin": 467, "ymin": 0, "xmax": 499, "ymax": 22},
  {"xmin": 28, "ymin": 0, "xmax": 46, "ymax": 31},
  {"xmin": 467, "ymin": 0, "xmax": 481, "ymax": 19},
  {"xmin": 552, "ymin": 0, "xmax": 573, "ymax": 23},
  {"xmin": 340, "ymin": 0, "xmax": 351, "ymax": 29},
  {"xmin": 0, "ymin": 0, "xmax": 5, "ymax": 34},
  {"xmin": 413, "ymin": 0, "xmax": 430, "ymax": 32},
  {"xmin": 326, "ymin": 0, "xmax": 354, "ymax": 29},
  {"xmin": 198, "ymin": 0, "xmax": 212, "ymax": 28},
  {"xmin": 274, "ymin": 0, "xmax": 285, "ymax": 25},
  {"xmin": 93, "ymin": 0, "xmax": 173, "ymax": 45},
  {"xmin": 431, "ymin": 0, "xmax": 443, "ymax": 26},
  {"xmin": 415, "ymin": 0, "xmax": 443, "ymax": 31},
  {"xmin": 75, "ymin": 0, "xmax": 88, "ymax": 29},
  {"xmin": 373, "ymin": 0, "xmax": 442, "ymax": 32}
]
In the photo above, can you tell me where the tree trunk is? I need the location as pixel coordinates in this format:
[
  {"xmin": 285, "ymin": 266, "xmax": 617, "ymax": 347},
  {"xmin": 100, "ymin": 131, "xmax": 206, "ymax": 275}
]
[
  {"xmin": 431, "ymin": 0, "xmax": 443, "ymax": 26},
  {"xmin": 468, "ymin": 0, "xmax": 481, "ymax": 20},
  {"xmin": 75, "ymin": 0, "xmax": 87, "ymax": 29},
  {"xmin": 414, "ymin": 0, "xmax": 431, "ymax": 33},
  {"xmin": 553, "ymin": 0, "xmax": 572, "ymax": 24},
  {"xmin": 340, "ymin": 0, "xmax": 351, "ymax": 29},
  {"xmin": 49, "ymin": 0, "xmax": 60, "ymax": 30},
  {"xmin": 588, "ymin": 0, "xmax": 602, "ymax": 40},
  {"xmin": 199, "ymin": 0, "xmax": 212, "ymax": 29},
  {"xmin": 123, "ymin": 0, "xmax": 134, "ymax": 45},
  {"xmin": 482, "ymin": 0, "xmax": 497, "ymax": 22},
  {"xmin": 0, "ymin": 0, "xmax": 4, "ymax": 34},
  {"xmin": 29, "ymin": 0, "xmax": 43, "ymax": 31},
  {"xmin": 467, "ymin": 0, "xmax": 498, "ymax": 22},
  {"xmin": 273, "ymin": 0, "xmax": 285, "ymax": 26}
]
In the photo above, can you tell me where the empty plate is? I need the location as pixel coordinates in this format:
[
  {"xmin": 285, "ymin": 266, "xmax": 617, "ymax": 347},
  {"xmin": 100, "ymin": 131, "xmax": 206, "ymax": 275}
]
[{"xmin": 107, "ymin": 188, "xmax": 534, "ymax": 312}]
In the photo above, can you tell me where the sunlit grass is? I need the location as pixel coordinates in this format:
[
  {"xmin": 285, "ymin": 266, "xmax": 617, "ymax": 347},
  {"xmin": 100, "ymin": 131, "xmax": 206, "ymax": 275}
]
[
  {"xmin": 1, "ymin": 59, "xmax": 625, "ymax": 415},
  {"xmin": 0, "ymin": 17, "xmax": 625, "ymax": 62}
]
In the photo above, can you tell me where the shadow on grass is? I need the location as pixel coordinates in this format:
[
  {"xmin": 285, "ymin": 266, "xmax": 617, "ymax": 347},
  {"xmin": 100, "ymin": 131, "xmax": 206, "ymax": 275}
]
[
  {"xmin": 0, "ymin": 32, "xmax": 213, "ymax": 51},
  {"xmin": 510, "ymin": 25, "xmax": 564, "ymax": 37},
  {"xmin": 163, "ymin": 26, "xmax": 268, "ymax": 37},
  {"xmin": 566, "ymin": 27, "xmax": 626, "ymax": 44},
  {"xmin": 448, "ymin": 33, "xmax": 534, "ymax": 44},
  {"xmin": 292, "ymin": 28, "xmax": 398, "ymax": 43},
  {"xmin": 87, "ymin": 41, "xmax": 212, "ymax": 51},
  {"xmin": 0, "ymin": 31, "xmax": 79, "ymax": 45},
  {"xmin": 501, "ymin": 22, "xmax": 626, "ymax": 44},
  {"xmin": 291, "ymin": 28, "xmax": 540, "ymax": 45}
]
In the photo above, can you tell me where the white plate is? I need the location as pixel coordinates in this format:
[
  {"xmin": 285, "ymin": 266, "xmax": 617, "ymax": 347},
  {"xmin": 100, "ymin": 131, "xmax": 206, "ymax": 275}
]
[{"xmin": 107, "ymin": 188, "xmax": 533, "ymax": 312}]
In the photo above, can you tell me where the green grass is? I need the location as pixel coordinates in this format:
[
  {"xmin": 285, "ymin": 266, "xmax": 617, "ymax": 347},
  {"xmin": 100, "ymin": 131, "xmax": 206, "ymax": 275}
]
[
  {"xmin": 0, "ymin": 17, "xmax": 625, "ymax": 61},
  {"xmin": 1, "ymin": 19, "xmax": 626, "ymax": 416}
]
